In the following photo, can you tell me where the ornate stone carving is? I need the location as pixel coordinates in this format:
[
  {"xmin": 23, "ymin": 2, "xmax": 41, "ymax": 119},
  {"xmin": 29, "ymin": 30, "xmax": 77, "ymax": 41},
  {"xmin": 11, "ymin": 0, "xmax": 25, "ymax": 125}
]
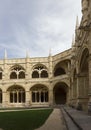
[{"xmin": 82, "ymin": 0, "xmax": 89, "ymax": 26}]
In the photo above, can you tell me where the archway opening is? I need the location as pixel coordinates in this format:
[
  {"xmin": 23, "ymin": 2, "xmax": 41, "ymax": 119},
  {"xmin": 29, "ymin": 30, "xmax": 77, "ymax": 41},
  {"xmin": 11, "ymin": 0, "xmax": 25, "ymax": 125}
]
[
  {"xmin": 78, "ymin": 48, "xmax": 89, "ymax": 110},
  {"xmin": 7, "ymin": 85, "xmax": 25, "ymax": 103},
  {"xmin": 53, "ymin": 83, "xmax": 68, "ymax": 105},
  {"xmin": 41, "ymin": 70, "xmax": 48, "ymax": 78},
  {"xmin": 10, "ymin": 72, "xmax": 17, "ymax": 79},
  {"xmin": 54, "ymin": 67, "xmax": 66, "ymax": 76},
  {"xmin": 30, "ymin": 84, "xmax": 49, "ymax": 103},
  {"xmin": 19, "ymin": 71, "xmax": 25, "ymax": 79},
  {"xmin": 32, "ymin": 71, "xmax": 39, "ymax": 78}
]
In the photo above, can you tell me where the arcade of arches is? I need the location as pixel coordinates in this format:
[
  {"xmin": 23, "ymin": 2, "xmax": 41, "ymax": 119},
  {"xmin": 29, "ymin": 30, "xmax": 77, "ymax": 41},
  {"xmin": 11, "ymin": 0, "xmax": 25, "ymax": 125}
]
[
  {"xmin": 0, "ymin": 82, "xmax": 69, "ymax": 108},
  {"xmin": 0, "ymin": 0, "xmax": 91, "ymax": 112},
  {"xmin": 0, "ymin": 47, "xmax": 91, "ymax": 111}
]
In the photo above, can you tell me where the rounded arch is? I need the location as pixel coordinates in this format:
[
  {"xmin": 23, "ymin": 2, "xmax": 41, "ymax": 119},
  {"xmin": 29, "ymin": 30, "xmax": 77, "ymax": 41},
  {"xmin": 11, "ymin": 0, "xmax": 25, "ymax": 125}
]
[
  {"xmin": 41, "ymin": 70, "xmax": 48, "ymax": 78},
  {"xmin": 7, "ymin": 85, "xmax": 25, "ymax": 91},
  {"xmin": 10, "ymin": 64, "xmax": 25, "ymax": 71},
  {"xmin": 18, "ymin": 71, "xmax": 25, "ymax": 79},
  {"xmin": 53, "ymin": 60, "xmax": 69, "ymax": 77},
  {"xmin": 30, "ymin": 84, "xmax": 49, "ymax": 103},
  {"xmin": 32, "ymin": 64, "xmax": 48, "ymax": 78},
  {"xmin": 32, "ymin": 71, "xmax": 39, "ymax": 78},
  {"xmin": 32, "ymin": 63, "xmax": 48, "ymax": 70},
  {"xmin": 7, "ymin": 85, "xmax": 25, "ymax": 103},
  {"xmin": 53, "ymin": 82, "xmax": 69, "ymax": 105},
  {"xmin": 10, "ymin": 64, "xmax": 25, "ymax": 79},
  {"xmin": 54, "ymin": 67, "xmax": 66, "ymax": 76},
  {"xmin": 10, "ymin": 72, "xmax": 17, "ymax": 79}
]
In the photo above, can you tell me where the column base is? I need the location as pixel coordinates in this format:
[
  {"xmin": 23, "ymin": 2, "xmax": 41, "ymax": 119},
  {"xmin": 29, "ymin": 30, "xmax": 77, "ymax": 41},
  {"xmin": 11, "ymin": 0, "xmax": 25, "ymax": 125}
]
[{"xmin": 76, "ymin": 102, "xmax": 83, "ymax": 111}]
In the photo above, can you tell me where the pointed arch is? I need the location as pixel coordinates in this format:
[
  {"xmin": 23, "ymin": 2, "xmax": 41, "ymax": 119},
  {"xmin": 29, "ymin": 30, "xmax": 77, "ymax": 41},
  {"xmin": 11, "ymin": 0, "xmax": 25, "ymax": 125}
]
[
  {"xmin": 77, "ymin": 48, "xmax": 89, "ymax": 110},
  {"xmin": 79, "ymin": 48, "xmax": 89, "ymax": 73}
]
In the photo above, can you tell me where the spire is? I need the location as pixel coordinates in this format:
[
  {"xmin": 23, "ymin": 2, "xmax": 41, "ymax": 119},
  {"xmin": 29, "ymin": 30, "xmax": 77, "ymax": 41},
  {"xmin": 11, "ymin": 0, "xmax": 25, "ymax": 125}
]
[
  {"xmin": 72, "ymin": 34, "xmax": 75, "ymax": 47},
  {"xmin": 4, "ymin": 49, "xmax": 7, "ymax": 59},
  {"xmin": 26, "ymin": 49, "xmax": 30, "ymax": 58},
  {"xmin": 75, "ymin": 16, "xmax": 79, "ymax": 30},
  {"xmin": 49, "ymin": 48, "xmax": 52, "ymax": 56}
]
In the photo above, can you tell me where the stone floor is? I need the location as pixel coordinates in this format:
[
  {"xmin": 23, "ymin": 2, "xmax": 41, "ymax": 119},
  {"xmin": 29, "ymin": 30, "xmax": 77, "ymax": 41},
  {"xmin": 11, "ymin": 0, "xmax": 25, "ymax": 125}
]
[{"xmin": 63, "ymin": 106, "xmax": 91, "ymax": 130}]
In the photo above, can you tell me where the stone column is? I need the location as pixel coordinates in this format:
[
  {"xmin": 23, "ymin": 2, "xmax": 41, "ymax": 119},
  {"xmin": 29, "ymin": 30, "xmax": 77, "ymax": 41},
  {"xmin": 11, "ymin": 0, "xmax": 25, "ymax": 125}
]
[
  {"xmin": 48, "ymin": 55, "xmax": 53, "ymax": 78},
  {"xmin": 2, "ymin": 91, "xmax": 7, "ymax": 107},
  {"xmin": 82, "ymin": 0, "xmax": 89, "ymax": 26},
  {"xmin": 88, "ymin": 30, "xmax": 91, "ymax": 113},
  {"xmin": 49, "ymin": 83, "xmax": 53, "ymax": 106},
  {"xmin": 3, "ymin": 59, "xmax": 8, "ymax": 80},
  {"xmin": 26, "ymin": 57, "xmax": 31, "ymax": 79},
  {"xmin": 25, "ymin": 91, "xmax": 30, "ymax": 107},
  {"xmin": 88, "ymin": 56, "xmax": 91, "ymax": 113}
]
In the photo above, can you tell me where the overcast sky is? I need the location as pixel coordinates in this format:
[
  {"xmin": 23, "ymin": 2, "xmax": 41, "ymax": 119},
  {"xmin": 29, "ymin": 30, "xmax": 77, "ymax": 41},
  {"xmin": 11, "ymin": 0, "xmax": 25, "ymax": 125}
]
[{"xmin": 0, "ymin": 0, "xmax": 82, "ymax": 58}]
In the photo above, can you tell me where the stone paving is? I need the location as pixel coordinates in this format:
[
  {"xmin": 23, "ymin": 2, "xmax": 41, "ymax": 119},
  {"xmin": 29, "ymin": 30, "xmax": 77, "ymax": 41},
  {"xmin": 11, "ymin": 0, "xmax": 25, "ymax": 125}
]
[
  {"xmin": 35, "ymin": 108, "xmax": 67, "ymax": 130},
  {"xmin": 63, "ymin": 106, "xmax": 91, "ymax": 130}
]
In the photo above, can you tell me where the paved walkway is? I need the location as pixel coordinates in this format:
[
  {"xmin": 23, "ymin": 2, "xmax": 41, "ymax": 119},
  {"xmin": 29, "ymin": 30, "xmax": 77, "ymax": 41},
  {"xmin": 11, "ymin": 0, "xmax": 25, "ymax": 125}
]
[
  {"xmin": 64, "ymin": 106, "xmax": 91, "ymax": 130},
  {"xmin": 35, "ymin": 108, "xmax": 67, "ymax": 130}
]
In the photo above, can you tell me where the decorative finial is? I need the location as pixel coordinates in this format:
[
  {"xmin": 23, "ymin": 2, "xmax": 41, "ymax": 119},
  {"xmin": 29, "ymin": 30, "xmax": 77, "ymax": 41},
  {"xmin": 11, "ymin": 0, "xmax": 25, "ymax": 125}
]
[
  {"xmin": 72, "ymin": 34, "xmax": 75, "ymax": 47},
  {"xmin": 49, "ymin": 48, "xmax": 52, "ymax": 56},
  {"xmin": 26, "ymin": 49, "xmax": 30, "ymax": 58},
  {"xmin": 4, "ymin": 49, "xmax": 7, "ymax": 59},
  {"xmin": 76, "ymin": 16, "xmax": 79, "ymax": 30}
]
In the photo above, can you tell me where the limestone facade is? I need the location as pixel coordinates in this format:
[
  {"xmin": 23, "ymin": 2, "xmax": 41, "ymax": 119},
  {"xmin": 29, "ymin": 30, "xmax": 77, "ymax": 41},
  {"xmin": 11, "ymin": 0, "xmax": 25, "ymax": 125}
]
[
  {"xmin": 70, "ymin": 0, "xmax": 91, "ymax": 111},
  {"xmin": 0, "ymin": 49, "xmax": 71, "ymax": 108},
  {"xmin": 0, "ymin": 0, "xmax": 91, "ymax": 112}
]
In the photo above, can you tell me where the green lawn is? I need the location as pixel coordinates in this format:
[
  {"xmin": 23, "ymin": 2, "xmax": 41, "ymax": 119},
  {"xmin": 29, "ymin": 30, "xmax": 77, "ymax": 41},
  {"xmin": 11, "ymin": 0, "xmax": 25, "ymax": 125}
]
[{"xmin": 0, "ymin": 109, "xmax": 53, "ymax": 130}]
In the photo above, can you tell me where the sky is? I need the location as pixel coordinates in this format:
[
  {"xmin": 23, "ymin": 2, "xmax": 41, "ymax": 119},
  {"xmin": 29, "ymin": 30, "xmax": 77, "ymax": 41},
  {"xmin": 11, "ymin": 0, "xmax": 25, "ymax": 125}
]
[{"xmin": 0, "ymin": 0, "xmax": 82, "ymax": 58}]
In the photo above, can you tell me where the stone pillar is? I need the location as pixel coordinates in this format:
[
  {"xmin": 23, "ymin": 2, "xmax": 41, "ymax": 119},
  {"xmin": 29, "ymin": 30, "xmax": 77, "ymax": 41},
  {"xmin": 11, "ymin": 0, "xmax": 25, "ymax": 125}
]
[
  {"xmin": 88, "ymin": 30, "xmax": 91, "ymax": 113},
  {"xmin": 82, "ymin": 0, "xmax": 89, "ymax": 26},
  {"xmin": 68, "ymin": 61, "xmax": 71, "ymax": 74},
  {"xmin": 49, "ymin": 84, "xmax": 53, "ymax": 106},
  {"xmin": 76, "ymin": 75, "xmax": 83, "ymax": 110},
  {"xmin": 3, "ymin": 58, "xmax": 8, "ymax": 80},
  {"xmin": 25, "ymin": 91, "xmax": 30, "ymax": 107},
  {"xmin": 71, "ymin": 77, "xmax": 74, "ymax": 100},
  {"xmin": 48, "ymin": 55, "xmax": 53, "ymax": 78},
  {"xmin": 26, "ymin": 57, "xmax": 31, "ymax": 79},
  {"xmin": 2, "ymin": 91, "xmax": 7, "ymax": 107},
  {"xmin": 76, "ymin": 74, "xmax": 88, "ymax": 110},
  {"xmin": 77, "ymin": 75, "xmax": 80, "ymax": 98},
  {"xmin": 88, "ymin": 56, "xmax": 91, "ymax": 113}
]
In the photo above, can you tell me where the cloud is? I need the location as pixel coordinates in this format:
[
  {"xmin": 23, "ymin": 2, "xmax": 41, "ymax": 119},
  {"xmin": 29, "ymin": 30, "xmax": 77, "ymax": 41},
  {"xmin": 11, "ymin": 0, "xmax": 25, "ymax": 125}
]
[{"xmin": 0, "ymin": 0, "xmax": 82, "ymax": 58}]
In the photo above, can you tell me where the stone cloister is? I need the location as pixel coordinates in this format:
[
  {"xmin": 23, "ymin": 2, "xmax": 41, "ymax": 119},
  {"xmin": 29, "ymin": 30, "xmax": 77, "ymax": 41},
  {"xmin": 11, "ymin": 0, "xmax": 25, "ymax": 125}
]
[
  {"xmin": 0, "ymin": 49, "xmax": 71, "ymax": 108},
  {"xmin": 0, "ymin": 0, "xmax": 91, "ymax": 113}
]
